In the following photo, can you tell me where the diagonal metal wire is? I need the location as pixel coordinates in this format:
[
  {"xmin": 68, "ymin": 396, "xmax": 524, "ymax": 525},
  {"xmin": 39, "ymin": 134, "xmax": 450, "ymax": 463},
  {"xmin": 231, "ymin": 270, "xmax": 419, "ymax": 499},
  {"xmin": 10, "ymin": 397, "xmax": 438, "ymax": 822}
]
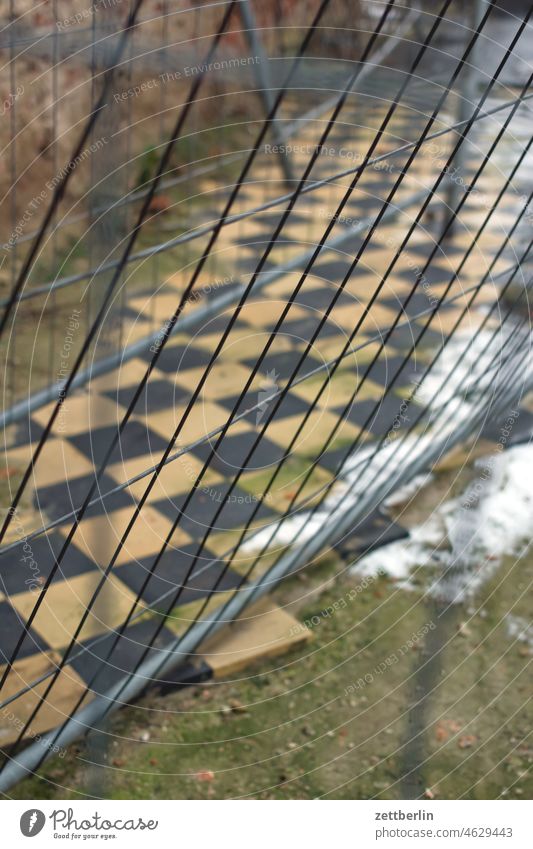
[
  {"xmin": 0, "ymin": 0, "xmax": 146, "ymax": 340},
  {"xmin": 0, "ymin": 0, "xmax": 399, "ymax": 761},
  {"xmin": 0, "ymin": 0, "xmax": 239, "ymax": 550},
  {"xmin": 1, "ymin": 0, "xmax": 533, "ymax": 789},
  {"xmin": 28, "ymin": 0, "xmax": 504, "ymax": 749},
  {"xmin": 76, "ymin": 0, "xmax": 495, "ymax": 679},
  {"xmin": 79, "ymin": 1, "xmax": 533, "ymax": 713},
  {"xmin": 0, "ymin": 0, "xmax": 239, "ymax": 695}
]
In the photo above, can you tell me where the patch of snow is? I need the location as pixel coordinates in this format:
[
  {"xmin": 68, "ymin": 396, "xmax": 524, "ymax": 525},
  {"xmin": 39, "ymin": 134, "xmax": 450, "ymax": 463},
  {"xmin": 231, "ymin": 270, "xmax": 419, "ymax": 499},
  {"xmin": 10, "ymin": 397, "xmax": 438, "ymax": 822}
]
[
  {"xmin": 382, "ymin": 473, "xmax": 432, "ymax": 508},
  {"xmin": 242, "ymin": 321, "xmax": 532, "ymax": 587},
  {"xmin": 242, "ymin": 433, "xmax": 441, "ymax": 553},
  {"xmin": 351, "ymin": 442, "xmax": 533, "ymax": 601},
  {"xmin": 505, "ymin": 615, "xmax": 533, "ymax": 647},
  {"xmin": 413, "ymin": 326, "xmax": 530, "ymax": 420}
]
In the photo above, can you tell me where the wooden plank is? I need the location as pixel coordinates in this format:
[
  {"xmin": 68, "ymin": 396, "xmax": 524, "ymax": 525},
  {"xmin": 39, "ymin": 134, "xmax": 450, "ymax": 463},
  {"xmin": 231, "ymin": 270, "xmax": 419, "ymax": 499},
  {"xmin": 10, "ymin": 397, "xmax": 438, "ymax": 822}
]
[{"xmin": 199, "ymin": 598, "xmax": 311, "ymax": 678}]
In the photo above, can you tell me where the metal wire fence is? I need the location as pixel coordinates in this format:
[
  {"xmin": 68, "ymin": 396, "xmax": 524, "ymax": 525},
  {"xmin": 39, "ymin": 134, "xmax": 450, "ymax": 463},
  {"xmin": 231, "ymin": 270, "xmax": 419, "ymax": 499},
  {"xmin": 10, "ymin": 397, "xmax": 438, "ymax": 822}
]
[{"xmin": 0, "ymin": 0, "xmax": 532, "ymax": 789}]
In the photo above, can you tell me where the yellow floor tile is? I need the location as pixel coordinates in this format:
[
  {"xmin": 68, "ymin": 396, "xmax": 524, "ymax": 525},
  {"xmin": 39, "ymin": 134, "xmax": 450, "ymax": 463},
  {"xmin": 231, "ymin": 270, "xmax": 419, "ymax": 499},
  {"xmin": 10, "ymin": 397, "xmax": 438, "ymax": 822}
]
[
  {"xmin": 10, "ymin": 572, "xmax": 141, "ymax": 650},
  {"xmin": 59, "ymin": 505, "xmax": 187, "ymax": 567},
  {"xmin": 144, "ymin": 400, "xmax": 249, "ymax": 444},
  {"xmin": 322, "ymin": 302, "xmax": 385, "ymax": 334},
  {"xmin": 32, "ymin": 392, "xmax": 123, "ymax": 436},
  {"xmin": 237, "ymin": 298, "xmax": 309, "ymax": 329},
  {"xmin": 292, "ymin": 370, "xmax": 382, "ymax": 406},
  {"xmin": 431, "ymin": 308, "xmax": 481, "ymax": 335},
  {"xmin": 89, "ymin": 358, "xmax": 160, "ymax": 394},
  {"xmin": 219, "ymin": 330, "xmax": 296, "ymax": 362},
  {"xmin": 227, "ymin": 548, "xmax": 278, "ymax": 579},
  {"xmin": 308, "ymin": 333, "xmax": 366, "ymax": 363},
  {"xmin": 107, "ymin": 450, "xmax": 222, "ymax": 501},
  {"xmin": 0, "ymin": 651, "xmax": 88, "ymax": 745},
  {"xmin": 239, "ymin": 460, "xmax": 332, "ymax": 511},
  {"xmin": 342, "ymin": 273, "xmax": 382, "ymax": 302},
  {"xmin": 265, "ymin": 408, "xmax": 359, "ymax": 454},
  {"xmin": 128, "ymin": 293, "xmax": 181, "ymax": 324},
  {"xmin": 177, "ymin": 362, "xmax": 263, "ymax": 400},
  {"xmin": 6, "ymin": 440, "xmax": 95, "ymax": 489},
  {"xmin": 165, "ymin": 590, "xmax": 236, "ymax": 636}
]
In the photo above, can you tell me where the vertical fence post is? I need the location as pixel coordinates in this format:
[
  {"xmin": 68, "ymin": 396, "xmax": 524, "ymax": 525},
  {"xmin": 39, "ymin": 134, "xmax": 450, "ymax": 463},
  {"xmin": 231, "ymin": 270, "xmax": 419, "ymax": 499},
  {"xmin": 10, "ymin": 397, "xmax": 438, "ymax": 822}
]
[
  {"xmin": 87, "ymin": 7, "xmax": 130, "ymax": 356},
  {"xmin": 239, "ymin": 0, "xmax": 295, "ymax": 186},
  {"xmin": 84, "ymin": 1, "xmax": 132, "ymax": 797},
  {"xmin": 443, "ymin": 0, "xmax": 487, "ymax": 236}
]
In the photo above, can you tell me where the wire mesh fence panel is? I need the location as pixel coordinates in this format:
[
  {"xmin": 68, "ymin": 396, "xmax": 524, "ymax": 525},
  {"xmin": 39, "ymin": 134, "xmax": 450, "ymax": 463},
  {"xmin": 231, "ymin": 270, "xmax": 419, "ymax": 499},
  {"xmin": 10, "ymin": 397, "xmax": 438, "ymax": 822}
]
[{"xmin": 0, "ymin": 0, "xmax": 532, "ymax": 789}]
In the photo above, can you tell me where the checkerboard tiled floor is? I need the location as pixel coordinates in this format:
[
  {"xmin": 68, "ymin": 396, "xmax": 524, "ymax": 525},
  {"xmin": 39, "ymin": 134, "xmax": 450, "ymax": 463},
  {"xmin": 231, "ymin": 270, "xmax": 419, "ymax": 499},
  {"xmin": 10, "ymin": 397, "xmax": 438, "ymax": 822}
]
[{"xmin": 1, "ymin": 94, "xmax": 529, "ymax": 744}]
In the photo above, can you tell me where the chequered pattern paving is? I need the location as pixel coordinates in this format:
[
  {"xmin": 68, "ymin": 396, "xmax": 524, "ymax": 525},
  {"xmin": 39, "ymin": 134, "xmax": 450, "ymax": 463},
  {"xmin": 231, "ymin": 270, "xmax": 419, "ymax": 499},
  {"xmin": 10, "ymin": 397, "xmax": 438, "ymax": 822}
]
[{"xmin": 1, "ymin": 92, "xmax": 529, "ymax": 744}]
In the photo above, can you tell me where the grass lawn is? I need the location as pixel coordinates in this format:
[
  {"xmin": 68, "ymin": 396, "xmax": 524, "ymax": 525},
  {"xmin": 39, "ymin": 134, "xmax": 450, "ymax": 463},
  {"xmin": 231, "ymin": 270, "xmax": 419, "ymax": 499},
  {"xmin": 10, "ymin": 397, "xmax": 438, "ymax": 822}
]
[{"xmin": 8, "ymin": 533, "xmax": 533, "ymax": 800}]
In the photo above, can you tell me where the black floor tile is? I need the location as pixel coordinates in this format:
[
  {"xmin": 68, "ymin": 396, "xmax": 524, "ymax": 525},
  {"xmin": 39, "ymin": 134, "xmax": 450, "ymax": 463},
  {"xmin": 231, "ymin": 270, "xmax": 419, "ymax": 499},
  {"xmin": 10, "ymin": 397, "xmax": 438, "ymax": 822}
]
[
  {"xmin": 399, "ymin": 265, "xmax": 453, "ymax": 287},
  {"xmin": 116, "ymin": 544, "xmax": 242, "ymax": 609},
  {"xmin": 340, "ymin": 395, "xmax": 412, "ymax": 436},
  {"xmin": 0, "ymin": 601, "xmax": 50, "ymax": 662},
  {"xmin": 70, "ymin": 619, "xmax": 178, "ymax": 696},
  {"xmin": 364, "ymin": 355, "xmax": 412, "ymax": 386},
  {"xmin": 281, "ymin": 315, "xmax": 344, "ymax": 344},
  {"xmin": 140, "ymin": 343, "xmax": 212, "ymax": 375},
  {"xmin": 11, "ymin": 418, "xmax": 45, "ymax": 449},
  {"xmin": 313, "ymin": 260, "xmax": 362, "ymax": 284},
  {"xmin": 69, "ymin": 421, "xmax": 168, "ymax": 464},
  {"xmin": 218, "ymin": 390, "xmax": 309, "ymax": 425},
  {"xmin": 191, "ymin": 430, "xmax": 286, "ymax": 475},
  {"xmin": 104, "ymin": 379, "xmax": 189, "ymax": 414},
  {"xmin": 316, "ymin": 445, "xmax": 351, "ymax": 475},
  {"xmin": 0, "ymin": 531, "xmax": 98, "ymax": 597},
  {"xmin": 152, "ymin": 481, "xmax": 277, "ymax": 536},
  {"xmin": 35, "ymin": 473, "xmax": 133, "ymax": 521},
  {"xmin": 294, "ymin": 286, "xmax": 355, "ymax": 311},
  {"xmin": 244, "ymin": 349, "xmax": 320, "ymax": 382},
  {"xmin": 336, "ymin": 510, "xmax": 409, "ymax": 558},
  {"xmin": 382, "ymin": 292, "xmax": 433, "ymax": 319}
]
